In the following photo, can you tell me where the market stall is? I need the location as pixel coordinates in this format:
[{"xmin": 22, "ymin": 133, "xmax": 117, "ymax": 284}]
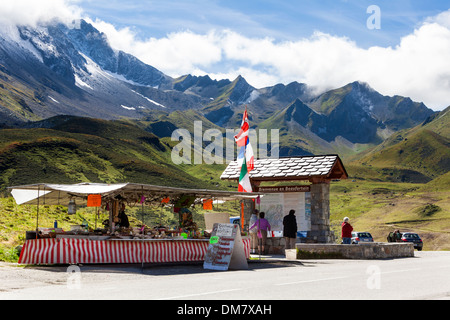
[
  {"xmin": 9, "ymin": 183, "xmax": 259, "ymax": 265},
  {"xmin": 18, "ymin": 238, "xmax": 213, "ymax": 265}
]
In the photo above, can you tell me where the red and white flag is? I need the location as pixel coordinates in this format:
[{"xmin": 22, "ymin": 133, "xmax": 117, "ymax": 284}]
[
  {"xmin": 234, "ymin": 109, "xmax": 250, "ymax": 147},
  {"xmin": 235, "ymin": 107, "xmax": 255, "ymax": 173}
]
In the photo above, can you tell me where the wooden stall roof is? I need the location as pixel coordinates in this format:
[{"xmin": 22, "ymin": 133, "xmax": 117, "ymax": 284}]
[{"xmin": 221, "ymin": 155, "xmax": 348, "ymax": 183}]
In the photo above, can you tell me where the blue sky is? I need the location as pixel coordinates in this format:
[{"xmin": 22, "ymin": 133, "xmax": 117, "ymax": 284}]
[{"xmin": 79, "ymin": 0, "xmax": 449, "ymax": 48}]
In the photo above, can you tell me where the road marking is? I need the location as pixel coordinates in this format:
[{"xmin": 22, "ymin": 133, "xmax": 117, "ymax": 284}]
[
  {"xmin": 381, "ymin": 268, "xmax": 421, "ymax": 274},
  {"xmin": 276, "ymin": 276, "xmax": 349, "ymax": 286},
  {"xmin": 159, "ymin": 288, "xmax": 242, "ymax": 300}
]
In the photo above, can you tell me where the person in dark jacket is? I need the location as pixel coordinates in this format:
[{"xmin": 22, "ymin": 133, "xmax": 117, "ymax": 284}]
[
  {"xmin": 283, "ymin": 210, "xmax": 298, "ymax": 250},
  {"xmin": 341, "ymin": 217, "xmax": 353, "ymax": 244},
  {"xmin": 118, "ymin": 203, "xmax": 130, "ymax": 228}
]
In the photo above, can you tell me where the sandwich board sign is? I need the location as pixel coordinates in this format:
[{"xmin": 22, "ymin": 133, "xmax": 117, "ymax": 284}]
[{"xmin": 203, "ymin": 223, "xmax": 248, "ymax": 271}]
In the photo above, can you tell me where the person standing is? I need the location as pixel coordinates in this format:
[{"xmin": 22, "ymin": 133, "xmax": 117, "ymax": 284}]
[
  {"xmin": 249, "ymin": 212, "xmax": 271, "ymax": 255},
  {"xmin": 118, "ymin": 203, "xmax": 130, "ymax": 228},
  {"xmin": 341, "ymin": 217, "xmax": 353, "ymax": 244},
  {"xmin": 283, "ymin": 210, "xmax": 298, "ymax": 250},
  {"xmin": 249, "ymin": 210, "xmax": 259, "ymax": 254}
]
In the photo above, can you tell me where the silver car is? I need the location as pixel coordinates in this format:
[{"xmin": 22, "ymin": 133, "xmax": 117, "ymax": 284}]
[{"xmin": 351, "ymin": 232, "xmax": 374, "ymax": 244}]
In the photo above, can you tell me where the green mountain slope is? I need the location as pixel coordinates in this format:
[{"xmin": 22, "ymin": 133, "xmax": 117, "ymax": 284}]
[
  {"xmin": 348, "ymin": 105, "xmax": 450, "ymax": 183},
  {"xmin": 139, "ymin": 109, "xmax": 222, "ymax": 138},
  {"xmin": 0, "ymin": 116, "xmax": 207, "ymax": 193},
  {"xmin": 352, "ymin": 130, "xmax": 449, "ymax": 181},
  {"xmin": 420, "ymin": 106, "xmax": 450, "ymax": 138},
  {"xmin": 419, "ymin": 171, "xmax": 450, "ymax": 192},
  {"xmin": 0, "ymin": 65, "xmax": 44, "ymax": 125}
]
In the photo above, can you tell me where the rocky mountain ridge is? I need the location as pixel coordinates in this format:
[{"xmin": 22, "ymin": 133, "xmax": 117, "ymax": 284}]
[{"xmin": 0, "ymin": 19, "xmax": 436, "ymax": 158}]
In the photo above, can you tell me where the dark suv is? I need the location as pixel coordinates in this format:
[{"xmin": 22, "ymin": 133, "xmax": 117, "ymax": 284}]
[{"xmin": 388, "ymin": 231, "xmax": 423, "ymax": 251}]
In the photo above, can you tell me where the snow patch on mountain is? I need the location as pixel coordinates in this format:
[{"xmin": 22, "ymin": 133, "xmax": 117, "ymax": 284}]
[
  {"xmin": 131, "ymin": 90, "xmax": 167, "ymax": 108},
  {"xmin": 74, "ymin": 74, "xmax": 93, "ymax": 90},
  {"xmin": 48, "ymin": 96, "xmax": 60, "ymax": 104},
  {"xmin": 0, "ymin": 25, "xmax": 44, "ymax": 63},
  {"xmin": 247, "ymin": 90, "xmax": 260, "ymax": 103}
]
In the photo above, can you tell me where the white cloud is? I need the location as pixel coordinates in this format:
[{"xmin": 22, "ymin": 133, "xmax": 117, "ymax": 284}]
[
  {"xmin": 89, "ymin": 19, "xmax": 223, "ymax": 77},
  {"xmin": 91, "ymin": 10, "xmax": 450, "ymax": 111},
  {"xmin": 0, "ymin": 0, "xmax": 83, "ymax": 27}
]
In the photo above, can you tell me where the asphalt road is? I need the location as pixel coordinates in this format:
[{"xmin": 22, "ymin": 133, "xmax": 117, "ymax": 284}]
[{"xmin": 0, "ymin": 251, "xmax": 449, "ymax": 301}]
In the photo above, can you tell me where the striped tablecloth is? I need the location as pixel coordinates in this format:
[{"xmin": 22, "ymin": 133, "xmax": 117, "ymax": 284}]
[{"xmin": 18, "ymin": 238, "xmax": 251, "ymax": 265}]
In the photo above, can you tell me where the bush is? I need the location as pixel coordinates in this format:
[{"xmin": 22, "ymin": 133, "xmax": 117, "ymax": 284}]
[
  {"xmin": 0, "ymin": 246, "xmax": 19, "ymax": 263},
  {"xmin": 416, "ymin": 204, "xmax": 442, "ymax": 217}
]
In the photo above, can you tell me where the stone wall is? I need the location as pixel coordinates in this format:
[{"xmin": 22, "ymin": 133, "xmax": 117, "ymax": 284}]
[
  {"xmin": 285, "ymin": 243, "xmax": 415, "ymax": 260},
  {"xmin": 264, "ymin": 237, "xmax": 286, "ymax": 255}
]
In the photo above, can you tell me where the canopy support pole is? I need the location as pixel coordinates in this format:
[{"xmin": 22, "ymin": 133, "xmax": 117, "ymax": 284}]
[
  {"xmin": 141, "ymin": 186, "xmax": 145, "ymax": 226},
  {"xmin": 95, "ymin": 206, "xmax": 98, "ymax": 230},
  {"xmin": 141, "ymin": 186, "xmax": 145, "ymax": 271},
  {"xmin": 35, "ymin": 185, "xmax": 40, "ymax": 240}
]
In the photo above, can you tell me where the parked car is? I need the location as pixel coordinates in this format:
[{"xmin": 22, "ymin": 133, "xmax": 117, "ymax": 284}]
[
  {"xmin": 400, "ymin": 232, "xmax": 424, "ymax": 251},
  {"xmin": 387, "ymin": 231, "xmax": 423, "ymax": 251},
  {"xmin": 230, "ymin": 217, "xmax": 241, "ymax": 225},
  {"xmin": 351, "ymin": 232, "xmax": 374, "ymax": 244}
]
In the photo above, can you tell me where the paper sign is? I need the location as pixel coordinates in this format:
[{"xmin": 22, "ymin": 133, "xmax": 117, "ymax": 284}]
[
  {"xmin": 204, "ymin": 223, "xmax": 248, "ymax": 271},
  {"xmin": 87, "ymin": 194, "xmax": 102, "ymax": 207}
]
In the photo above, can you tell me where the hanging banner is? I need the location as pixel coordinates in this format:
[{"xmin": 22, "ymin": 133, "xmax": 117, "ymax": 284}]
[
  {"xmin": 161, "ymin": 197, "xmax": 170, "ymax": 204},
  {"xmin": 87, "ymin": 194, "xmax": 102, "ymax": 207},
  {"xmin": 203, "ymin": 199, "xmax": 213, "ymax": 210},
  {"xmin": 255, "ymin": 185, "xmax": 311, "ymax": 193}
]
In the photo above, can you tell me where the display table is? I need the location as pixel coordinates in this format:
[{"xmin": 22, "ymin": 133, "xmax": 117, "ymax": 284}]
[{"xmin": 18, "ymin": 238, "xmax": 251, "ymax": 265}]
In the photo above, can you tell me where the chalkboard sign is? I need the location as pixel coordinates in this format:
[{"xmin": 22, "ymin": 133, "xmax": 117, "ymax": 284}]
[{"xmin": 203, "ymin": 223, "xmax": 248, "ymax": 271}]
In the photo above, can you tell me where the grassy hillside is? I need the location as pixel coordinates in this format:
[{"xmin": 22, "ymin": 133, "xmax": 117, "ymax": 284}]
[
  {"xmin": 418, "ymin": 171, "xmax": 450, "ymax": 192},
  {"xmin": 0, "ymin": 116, "xmax": 208, "ymax": 193},
  {"xmin": 421, "ymin": 106, "xmax": 450, "ymax": 138},
  {"xmin": 329, "ymin": 179, "xmax": 450, "ymax": 251},
  {"xmin": 138, "ymin": 109, "xmax": 222, "ymax": 138},
  {"xmin": 0, "ymin": 67, "xmax": 42, "ymax": 124},
  {"xmin": 347, "ymin": 104, "xmax": 450, "ymax": 183},
  {"xmin": 350, "ymin": 130, "xmax": 450, "ymax": 182}
]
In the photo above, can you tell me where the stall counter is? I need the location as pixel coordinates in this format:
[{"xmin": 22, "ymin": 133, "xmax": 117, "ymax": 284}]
[{"xmin": 18, "ymin": 237, "xmax": 251, "ymax": 265}]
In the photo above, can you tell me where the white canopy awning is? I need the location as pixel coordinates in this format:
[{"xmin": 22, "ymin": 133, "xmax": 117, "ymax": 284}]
[
  {"xmin": 11, "ymin": 189, "xmax": 53, "ymax": 206},
  {"xmin": 9, "ymin": 183, "xmax": 128, "ymax": 205},
  {"xmin": 8, "ymin": 183, "xmax": 261, "ymax": 206}
]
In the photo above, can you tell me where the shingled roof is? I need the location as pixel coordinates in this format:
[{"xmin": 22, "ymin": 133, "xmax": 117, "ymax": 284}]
[{"xmin": 221, "ymin": 155, "xmax": 348, "ymax": 182}]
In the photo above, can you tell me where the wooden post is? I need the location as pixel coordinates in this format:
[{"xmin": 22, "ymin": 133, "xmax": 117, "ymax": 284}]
[{"xmin": 110, "ymin": 199, "xmax": 119, "ymax": 233}]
